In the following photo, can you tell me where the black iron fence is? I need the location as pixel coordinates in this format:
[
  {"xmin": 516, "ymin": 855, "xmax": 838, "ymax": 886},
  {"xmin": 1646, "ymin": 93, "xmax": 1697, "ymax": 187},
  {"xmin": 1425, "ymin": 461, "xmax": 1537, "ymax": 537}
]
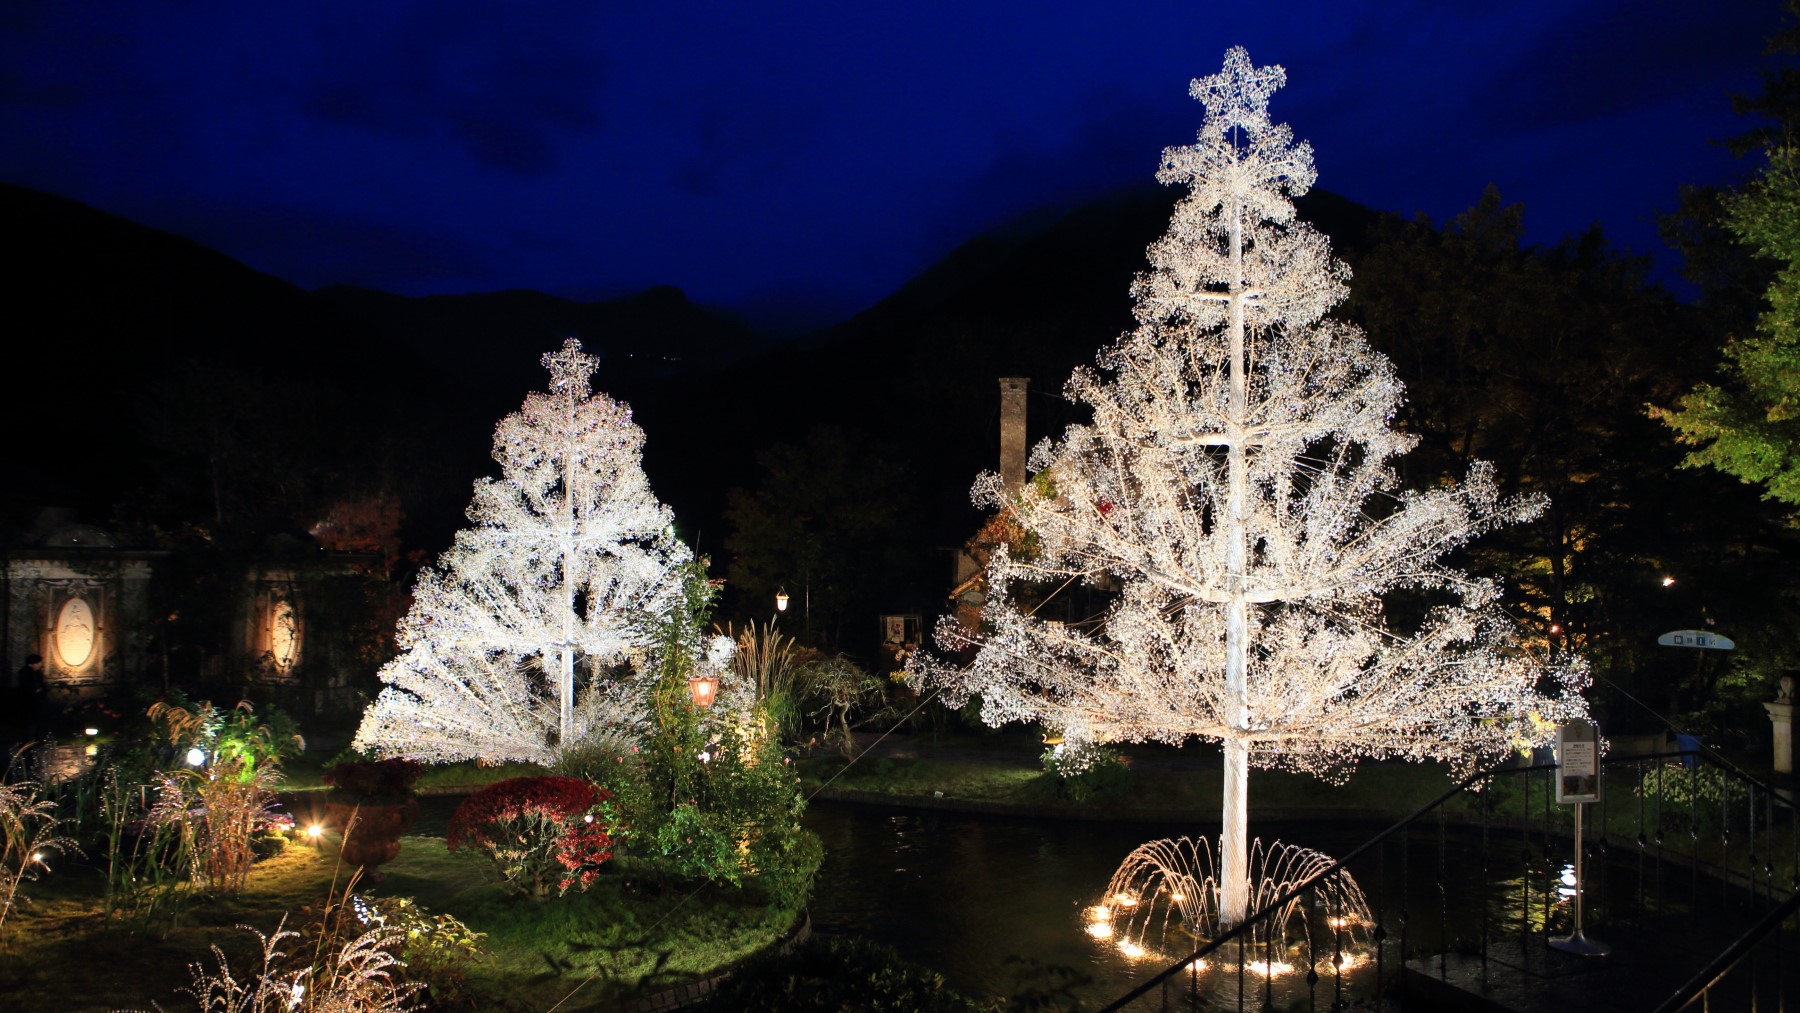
[{"xmin": 1098, "ymin": 748, "xmax": 1800, "ymax": 1012}]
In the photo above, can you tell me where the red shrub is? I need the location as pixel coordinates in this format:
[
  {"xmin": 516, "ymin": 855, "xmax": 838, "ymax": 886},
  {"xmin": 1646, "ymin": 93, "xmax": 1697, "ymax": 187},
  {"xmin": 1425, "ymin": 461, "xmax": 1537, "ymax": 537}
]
[{"xmin": 447, "ymin": 777, "xmax": 613, "ymax": 898}]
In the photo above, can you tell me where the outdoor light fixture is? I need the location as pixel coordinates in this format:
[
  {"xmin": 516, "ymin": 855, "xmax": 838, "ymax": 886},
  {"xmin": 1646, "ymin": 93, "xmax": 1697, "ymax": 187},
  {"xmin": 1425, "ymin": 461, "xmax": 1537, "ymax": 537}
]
[
  {"xmin": 775, "ymin": 587, "xmax": 789, "ymax": 612},
  {"xmin": 305, "ymin": 824, "xmax": 324, "ymax": 843},
  {"xmin": 84, "ymin": 727, "xmax": 99, "ymax": 736},
  {"xmin": 1662, "ymin": 576, "xmax": 1676, "ymax": 587},
  {"xmin": 186, "ymin": 747, "xmax": 206, "ymax": 767},
  {"xmin": 687, "ymin": 673, "xmax": 719, "ymax": 708}
]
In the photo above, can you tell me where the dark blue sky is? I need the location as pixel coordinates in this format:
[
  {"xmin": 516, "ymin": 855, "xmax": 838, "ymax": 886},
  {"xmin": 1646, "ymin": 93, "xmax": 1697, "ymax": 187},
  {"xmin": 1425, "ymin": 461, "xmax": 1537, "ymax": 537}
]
[{"xmin": 1, "ymin": 1, "xmax": 1783, "ymax": 329}]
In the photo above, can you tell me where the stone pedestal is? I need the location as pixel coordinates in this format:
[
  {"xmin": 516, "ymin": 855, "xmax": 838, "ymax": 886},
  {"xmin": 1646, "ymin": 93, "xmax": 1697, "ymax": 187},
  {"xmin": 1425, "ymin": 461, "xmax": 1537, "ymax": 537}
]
[{"xmin": 1766, "ymin": 701, "xmax": 1793, "ymax": 774}]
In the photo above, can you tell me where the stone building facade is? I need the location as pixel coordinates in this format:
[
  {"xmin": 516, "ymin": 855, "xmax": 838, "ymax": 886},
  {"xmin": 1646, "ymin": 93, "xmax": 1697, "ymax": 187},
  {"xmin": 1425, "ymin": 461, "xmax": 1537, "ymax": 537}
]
[{"xmin": 4, "ymin": 518, "xmax": 390, "ymax": 722}]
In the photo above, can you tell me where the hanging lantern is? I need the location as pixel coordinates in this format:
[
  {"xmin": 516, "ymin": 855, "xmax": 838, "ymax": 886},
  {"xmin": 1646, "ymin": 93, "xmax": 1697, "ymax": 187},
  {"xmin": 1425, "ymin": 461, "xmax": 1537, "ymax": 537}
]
[
  {"xmin": 775, "ymin": 587, "xmax": 790, "ymax": 612},
  {"xmin": 687, "ymin": 673, "xmax": 720, "ymax": 708}
]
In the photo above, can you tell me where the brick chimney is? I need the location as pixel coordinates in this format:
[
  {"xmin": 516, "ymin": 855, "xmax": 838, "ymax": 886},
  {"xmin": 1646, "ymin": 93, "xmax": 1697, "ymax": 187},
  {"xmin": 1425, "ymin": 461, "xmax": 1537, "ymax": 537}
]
[{"xmin": 1000, "ymin": 377, "xmax": 1029, "ymax": 494}]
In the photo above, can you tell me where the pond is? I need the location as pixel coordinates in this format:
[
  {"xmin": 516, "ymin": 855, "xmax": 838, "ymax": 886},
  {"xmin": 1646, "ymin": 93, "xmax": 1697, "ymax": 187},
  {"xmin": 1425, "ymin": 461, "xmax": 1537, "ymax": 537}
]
[{"xmin": 802, "ymin": 802, "xmax": 1562, "ymax": 1010}]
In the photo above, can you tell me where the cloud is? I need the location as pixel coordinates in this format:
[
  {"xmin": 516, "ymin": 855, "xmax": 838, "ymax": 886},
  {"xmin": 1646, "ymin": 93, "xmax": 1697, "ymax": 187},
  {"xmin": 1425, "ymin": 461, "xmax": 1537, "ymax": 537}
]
[
  {"xmin": 304, "ymin": 3, "xmax": 608, "ymax": 175},
  {"xmin": 672, "ymin": 99, "xmax": 815, "ymax": 198}
]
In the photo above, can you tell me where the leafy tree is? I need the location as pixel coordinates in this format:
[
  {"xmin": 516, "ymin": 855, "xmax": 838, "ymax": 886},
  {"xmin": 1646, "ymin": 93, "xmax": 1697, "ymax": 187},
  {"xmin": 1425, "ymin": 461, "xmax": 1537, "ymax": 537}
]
[
  {"xmin": 1658, "ymin": 3, "xmax": 1800, "ymax": 505},
  {"xmin": 913, "ymin": 49, "xmax": 1585, "ymax": 927},
  {"xmin": 1339, "ymin": 191, "xmax": 1795, "ymax": 731},
  {"xmin": 723, "ymin": 426, "xmax": 924, "ymax": 647},
  {"xmin": 354, "ymin": 339, "xmax": 690, "ymax": 764}
]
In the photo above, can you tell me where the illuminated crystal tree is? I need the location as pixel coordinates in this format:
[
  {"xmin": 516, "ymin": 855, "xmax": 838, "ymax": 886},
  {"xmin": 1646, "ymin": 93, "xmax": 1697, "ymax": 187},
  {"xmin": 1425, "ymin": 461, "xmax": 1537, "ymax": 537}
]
[
  {"xmin": 355, "ymin": 339, "xmax": 691, "ymax": 764},
  {"xmin": 918, "ymin": 49, "xmax": 1587, "ymax": 928}
]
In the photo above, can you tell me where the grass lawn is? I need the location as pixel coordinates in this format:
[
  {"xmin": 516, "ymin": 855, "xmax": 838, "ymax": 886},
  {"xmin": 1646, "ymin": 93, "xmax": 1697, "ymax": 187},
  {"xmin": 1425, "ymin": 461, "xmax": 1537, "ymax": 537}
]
[
  {"xmin": 799, "ymin": 734, "xmax": 1797, "ymax": 890},
  {"xmin": 279, "ymin": 754, "xmax": 545, "ymax": 793},
  {"xmin": 1, "ymin": 830, "xmax": 807, "ymax": 1012},
  {"xmin": 798, "ymin": 741, "xmax": 1478, "ymax": 821}
]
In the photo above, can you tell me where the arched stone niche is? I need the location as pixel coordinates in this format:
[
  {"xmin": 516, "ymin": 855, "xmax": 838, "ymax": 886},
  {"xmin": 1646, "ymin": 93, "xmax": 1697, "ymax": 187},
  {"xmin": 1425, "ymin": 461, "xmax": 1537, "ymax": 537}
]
[
  {"xmin": 38, "ymin": 579, "xmax": 110, "ymax": 684},
  {"xmin": 253, "ymin": 579, "xmax": 303, "ymax": 682}
]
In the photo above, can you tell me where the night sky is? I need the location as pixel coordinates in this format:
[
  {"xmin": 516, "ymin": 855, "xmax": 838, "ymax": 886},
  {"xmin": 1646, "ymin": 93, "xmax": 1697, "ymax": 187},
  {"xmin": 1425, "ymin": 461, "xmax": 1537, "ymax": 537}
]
[{"xmin": 2, "ymin": 1, "xmax": 1783, "ymax": 330}]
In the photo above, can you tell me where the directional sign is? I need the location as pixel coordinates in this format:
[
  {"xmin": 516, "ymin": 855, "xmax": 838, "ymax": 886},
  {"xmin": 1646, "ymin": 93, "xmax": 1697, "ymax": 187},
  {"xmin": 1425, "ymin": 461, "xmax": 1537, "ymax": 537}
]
[{"xmin": 1657, "ymin": 630, "xmax": 1735, "ymax": 650}]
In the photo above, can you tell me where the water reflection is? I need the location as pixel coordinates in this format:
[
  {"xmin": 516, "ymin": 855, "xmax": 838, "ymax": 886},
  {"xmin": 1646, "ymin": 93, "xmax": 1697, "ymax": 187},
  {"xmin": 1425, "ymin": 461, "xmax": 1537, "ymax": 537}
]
[{"xmin": 803, "ymin": 805, "xmax": 1435, "ymax": 1008}]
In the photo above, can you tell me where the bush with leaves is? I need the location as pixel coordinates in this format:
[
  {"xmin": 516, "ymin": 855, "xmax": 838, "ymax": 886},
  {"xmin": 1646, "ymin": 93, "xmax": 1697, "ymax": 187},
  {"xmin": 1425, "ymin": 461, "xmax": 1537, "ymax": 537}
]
[
  {"xmin": 606, "ymin": 562, "xmax": 814, "ymax": 901},
  {"xmin": 1635, "ymin": 762, "xmax": 1751, "ymax": 834},
  {"xmin": 447, "ymin": 776, "xmax": 614, "ymax": 898},
  {"xmin": 801, "ymin": 654, "xmax": 886, "ymax": 760},
  {"xmin": 348, "ymin": 894, "xmax": 487, "ymax": 1009},
  {"xmin": 146, "ymin": 697, "xmax": 304, "ymax": 775},
  {"xmin": 1040, "ymin": 742, "xmax": 1132, "ymax": 804}
]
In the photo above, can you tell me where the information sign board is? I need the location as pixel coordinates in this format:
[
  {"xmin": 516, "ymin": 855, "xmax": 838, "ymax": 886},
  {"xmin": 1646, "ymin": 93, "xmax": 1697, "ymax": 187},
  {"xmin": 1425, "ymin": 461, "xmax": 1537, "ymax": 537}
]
[{"xmin": 1555, "ymin": 718, "xmax": 1601, "ymax": 804}]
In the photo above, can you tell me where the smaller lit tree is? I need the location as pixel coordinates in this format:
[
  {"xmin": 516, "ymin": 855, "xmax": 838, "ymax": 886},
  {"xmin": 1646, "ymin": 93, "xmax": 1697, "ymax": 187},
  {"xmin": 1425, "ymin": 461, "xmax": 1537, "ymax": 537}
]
[{"xmin": 355, "ymin": 339, "xmax": 691, "ymax": 764}]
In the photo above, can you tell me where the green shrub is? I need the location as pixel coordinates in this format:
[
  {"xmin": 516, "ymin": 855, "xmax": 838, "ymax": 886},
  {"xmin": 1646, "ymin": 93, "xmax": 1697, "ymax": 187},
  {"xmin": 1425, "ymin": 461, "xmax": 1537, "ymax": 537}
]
[
  {"xmin": 1041, "ymin": 743, "xmax": 1132, "ymax": 803},
  {"xmin": 1635, "ymin": 762, "xmax": 1751, "ymax": 833},
  {"xmin": 609, "ymin": 561, "xmax": 811, "ymax": 894},
  {"xmin": 352, "ymin": 894, "xmax": 486, "ymax": 1007}
]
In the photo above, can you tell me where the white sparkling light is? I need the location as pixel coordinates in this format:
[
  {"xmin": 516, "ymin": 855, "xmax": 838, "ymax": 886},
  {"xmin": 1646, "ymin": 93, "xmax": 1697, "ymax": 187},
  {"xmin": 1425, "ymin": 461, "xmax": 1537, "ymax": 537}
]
[
  {"xmin": 909, "ymin": 46, "xmax": 1588, "ymax": 930},
  {"xmin": 353, "ymin": 339, "xmax": 693, "ymax": 765}
]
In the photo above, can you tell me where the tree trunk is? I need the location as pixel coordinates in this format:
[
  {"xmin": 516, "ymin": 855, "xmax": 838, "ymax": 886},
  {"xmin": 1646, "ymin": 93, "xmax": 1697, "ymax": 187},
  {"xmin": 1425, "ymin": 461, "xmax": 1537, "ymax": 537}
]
[
  {"xmin": 1219, "ymin": 176, "xmax": 1252, "ymax": 930},
  {"xmin": 1220, "ymin": 737, "xmax": 1250, "ymax": 927}
]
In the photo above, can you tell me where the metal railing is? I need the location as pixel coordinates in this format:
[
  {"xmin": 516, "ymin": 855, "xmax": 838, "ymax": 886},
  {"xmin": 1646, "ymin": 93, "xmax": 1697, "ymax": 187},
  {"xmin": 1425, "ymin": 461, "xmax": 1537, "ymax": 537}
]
[{"xmin": 1098, "ymin": 747, "xmax": 1800, "ymax": 1012}]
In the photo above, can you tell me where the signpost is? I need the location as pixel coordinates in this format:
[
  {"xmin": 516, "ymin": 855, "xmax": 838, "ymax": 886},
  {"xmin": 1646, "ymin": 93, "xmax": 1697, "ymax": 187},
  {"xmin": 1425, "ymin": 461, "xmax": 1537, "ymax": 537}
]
[
  {"xmin": 1656, "ymin": 630, "xmax": 1735, "ymax": 651},
  {"xmin": 1658, "ymin": 628, "xmax": 1734, "ymax": 766},
  {"xmin": 1548, "ymin": 719, "xmax": 1609, "ymax": 957}
]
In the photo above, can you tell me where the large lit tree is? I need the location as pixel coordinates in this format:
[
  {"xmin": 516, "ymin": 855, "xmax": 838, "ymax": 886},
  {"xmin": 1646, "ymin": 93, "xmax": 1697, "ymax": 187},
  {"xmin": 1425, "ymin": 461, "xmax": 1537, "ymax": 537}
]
[
  {"xmin": 916, "ymin": 49, "xmax": 1586, "ymax": 928},
  {"xmin": 355, "ymin": 339, "xmax": 691, "ymax": 764}
]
